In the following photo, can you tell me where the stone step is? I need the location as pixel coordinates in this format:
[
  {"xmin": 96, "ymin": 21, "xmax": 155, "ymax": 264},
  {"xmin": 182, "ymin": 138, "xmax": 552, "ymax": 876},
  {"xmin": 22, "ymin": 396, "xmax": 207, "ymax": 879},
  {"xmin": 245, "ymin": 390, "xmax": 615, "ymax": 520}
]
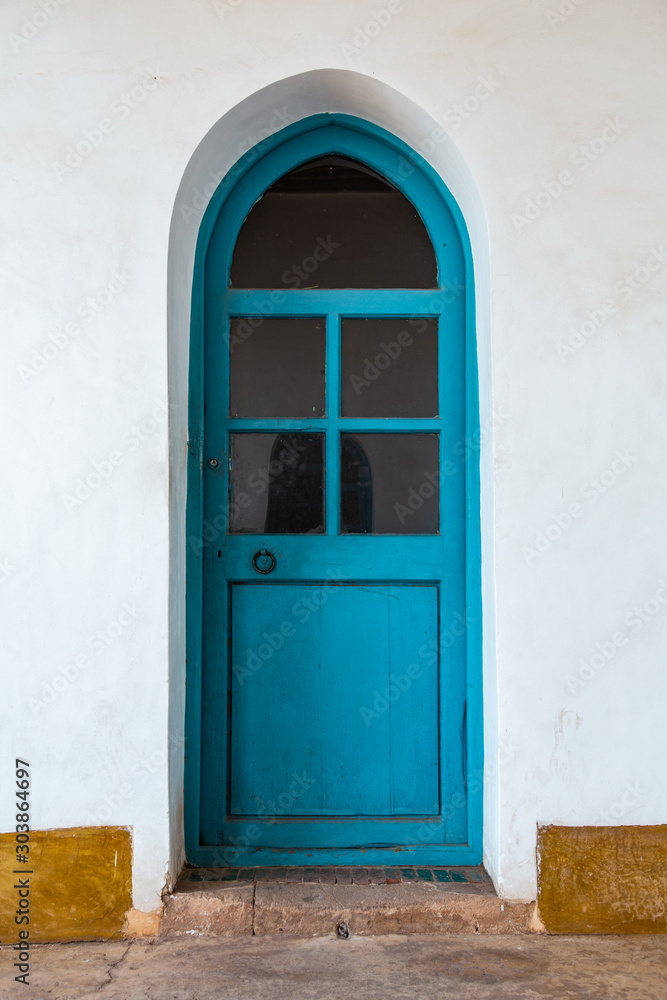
[{"xmin": 162, "ymin": 879, "xmax": 543, "ymax": 937}]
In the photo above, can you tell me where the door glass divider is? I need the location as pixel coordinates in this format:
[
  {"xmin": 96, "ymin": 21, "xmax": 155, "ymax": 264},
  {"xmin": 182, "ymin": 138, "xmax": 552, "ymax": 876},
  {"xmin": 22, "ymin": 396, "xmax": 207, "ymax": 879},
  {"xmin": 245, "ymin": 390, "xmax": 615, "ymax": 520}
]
[
  {"xmin": 225, "ymin": 288, "xmax": 443, "ymax": 313},
  {"xmin": 325, "ymin": 311, "xmax": 341, "ymax": 536},
  {"xmin": 223, "ymin": 419, "xmax": 443, "ymax": 432},
  {"xmin": 224, "ymin": 419, "xmax": 329, "ymax": 432}
]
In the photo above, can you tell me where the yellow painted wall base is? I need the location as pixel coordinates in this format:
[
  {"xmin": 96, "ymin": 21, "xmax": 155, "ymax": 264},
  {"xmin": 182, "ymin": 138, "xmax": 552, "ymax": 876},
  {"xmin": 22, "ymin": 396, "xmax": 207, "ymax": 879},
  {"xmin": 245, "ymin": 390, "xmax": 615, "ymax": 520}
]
[
  {"xmin": 0, "ymin": 826, "xmax": 132, "ymax": 943},
  {"xmin": 538, "ymin": 825, "xmax": 667, "ymax": 933},
  {"xmin": 124, "ymin": 907, "xmax": 163, "ymax": 938}
]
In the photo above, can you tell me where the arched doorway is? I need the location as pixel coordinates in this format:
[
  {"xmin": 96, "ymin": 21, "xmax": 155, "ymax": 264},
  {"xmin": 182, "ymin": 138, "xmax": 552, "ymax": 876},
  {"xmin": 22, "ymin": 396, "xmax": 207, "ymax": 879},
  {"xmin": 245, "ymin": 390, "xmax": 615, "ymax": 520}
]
[{"xmin": 185, "ymin": 115, "xmax": 482, "ymax": 866}]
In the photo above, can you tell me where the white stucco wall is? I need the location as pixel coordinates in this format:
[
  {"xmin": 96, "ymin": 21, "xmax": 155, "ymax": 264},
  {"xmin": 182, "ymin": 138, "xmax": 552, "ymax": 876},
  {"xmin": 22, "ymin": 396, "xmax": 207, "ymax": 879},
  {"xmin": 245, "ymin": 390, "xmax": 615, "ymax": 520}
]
[{"xmin": 2, "ymin": 0, "xmax": 667, "ymax": 910}]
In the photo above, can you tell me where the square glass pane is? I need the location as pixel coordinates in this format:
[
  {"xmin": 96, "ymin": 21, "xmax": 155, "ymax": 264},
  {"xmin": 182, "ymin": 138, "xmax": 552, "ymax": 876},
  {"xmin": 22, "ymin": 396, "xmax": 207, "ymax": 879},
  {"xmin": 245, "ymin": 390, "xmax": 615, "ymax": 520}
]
[
  {"xmin": 229, "ymin": 317, "xmax": 325, "ymax": 418},
  {"xmin": 341, "ymin": 318, "xmax": 438, "ymax": 417},
  {"xmin": 341, "ymin": 434, "xmax": 439, "ymax": 534},
  {"xmin": 230, "ymin": 433, "xmax": 324, "ymax": 534}
]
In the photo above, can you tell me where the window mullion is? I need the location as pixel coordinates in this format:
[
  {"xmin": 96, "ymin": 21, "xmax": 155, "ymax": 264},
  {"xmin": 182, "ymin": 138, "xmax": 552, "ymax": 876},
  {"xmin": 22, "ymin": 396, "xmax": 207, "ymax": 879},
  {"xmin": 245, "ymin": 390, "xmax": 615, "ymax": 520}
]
[{"xmin": 325, "ymin": 311, "xmax": 341, "ymax": 537}]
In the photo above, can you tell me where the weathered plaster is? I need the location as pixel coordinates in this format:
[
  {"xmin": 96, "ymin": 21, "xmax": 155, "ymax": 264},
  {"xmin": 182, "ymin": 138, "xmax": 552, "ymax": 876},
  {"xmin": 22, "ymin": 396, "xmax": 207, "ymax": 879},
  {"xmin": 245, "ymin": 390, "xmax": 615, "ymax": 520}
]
[
  {"xmin": 2, "ymin": 0, "xmax": 666, "ymax": 911},
  {"xmin": 0, "ymin": 827, "xmax": 132, "ymax": 942},
  {"xmin": 538, "ymin": 825, "xmax": 667, "ymax": 933}
]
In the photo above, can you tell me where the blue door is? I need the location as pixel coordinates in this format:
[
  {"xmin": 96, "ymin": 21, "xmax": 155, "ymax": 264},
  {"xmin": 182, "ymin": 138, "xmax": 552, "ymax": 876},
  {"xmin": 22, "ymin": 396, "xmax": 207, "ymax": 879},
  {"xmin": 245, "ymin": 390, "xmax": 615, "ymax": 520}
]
[{"xmin": 186, "ymin": 118, "xmax": 482, "ymax": 866}]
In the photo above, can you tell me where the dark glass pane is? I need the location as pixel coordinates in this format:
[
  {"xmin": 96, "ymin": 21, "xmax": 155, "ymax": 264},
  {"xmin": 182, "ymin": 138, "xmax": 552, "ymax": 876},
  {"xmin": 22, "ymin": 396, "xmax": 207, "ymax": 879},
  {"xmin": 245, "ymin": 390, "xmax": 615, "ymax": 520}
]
[
  {"xmin": 229, "ymin": 317, "xmax": 325, "ymax": 418},
  {"xmin": 341, "ymin": 318, "xmax": 438, "ymax": 417},
  {"xmin": 341, "ymin": 434, "xmax": 439, "ymax": 535},
  {"xmin": 230, "ymin": 433, "xmax": 324, "ymax": 534},
  {"xmin": 231, "ymin": 155, "xmax": 437, "ymax": 289}
]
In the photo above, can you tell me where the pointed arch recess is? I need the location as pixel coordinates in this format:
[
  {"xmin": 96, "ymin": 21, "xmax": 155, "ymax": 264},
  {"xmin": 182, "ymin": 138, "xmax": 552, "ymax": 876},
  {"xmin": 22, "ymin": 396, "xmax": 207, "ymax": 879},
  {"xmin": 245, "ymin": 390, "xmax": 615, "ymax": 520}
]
[{"xmin": 167, "ymin": 75, "xmax": 492, "ymax": 881}]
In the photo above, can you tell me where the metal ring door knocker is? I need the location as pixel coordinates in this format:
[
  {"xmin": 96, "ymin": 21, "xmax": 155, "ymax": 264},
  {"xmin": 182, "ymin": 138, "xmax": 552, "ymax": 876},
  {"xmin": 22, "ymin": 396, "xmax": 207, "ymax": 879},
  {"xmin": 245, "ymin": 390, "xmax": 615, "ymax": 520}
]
[{"xmin": 252, "ymin": 548, "xmax": 276, "ymax": 574}]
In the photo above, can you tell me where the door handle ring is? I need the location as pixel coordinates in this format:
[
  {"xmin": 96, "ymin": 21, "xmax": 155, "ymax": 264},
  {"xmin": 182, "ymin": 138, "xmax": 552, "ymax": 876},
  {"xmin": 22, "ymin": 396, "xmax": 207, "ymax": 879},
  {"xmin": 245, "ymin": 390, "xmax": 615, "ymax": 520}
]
[{"xmin": 252, "ymin": 548, "xmax": 276, "ymax": 575}]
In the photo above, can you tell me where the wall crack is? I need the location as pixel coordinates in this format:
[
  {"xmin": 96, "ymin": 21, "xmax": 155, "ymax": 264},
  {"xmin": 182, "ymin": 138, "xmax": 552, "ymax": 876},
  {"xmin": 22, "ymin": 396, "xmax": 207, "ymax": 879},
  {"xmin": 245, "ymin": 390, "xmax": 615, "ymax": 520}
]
[{"xmin": 98, "ymin": 941, "xmax": 132, "ymax": 991}]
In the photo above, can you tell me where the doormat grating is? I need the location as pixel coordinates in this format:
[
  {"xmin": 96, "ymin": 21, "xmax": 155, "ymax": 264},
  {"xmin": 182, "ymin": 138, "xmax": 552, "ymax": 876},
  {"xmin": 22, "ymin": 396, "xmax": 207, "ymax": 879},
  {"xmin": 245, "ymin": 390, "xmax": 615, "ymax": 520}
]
[{"xmin": 177, "ymin": 865, "xmax": 494, "ymax": 892}]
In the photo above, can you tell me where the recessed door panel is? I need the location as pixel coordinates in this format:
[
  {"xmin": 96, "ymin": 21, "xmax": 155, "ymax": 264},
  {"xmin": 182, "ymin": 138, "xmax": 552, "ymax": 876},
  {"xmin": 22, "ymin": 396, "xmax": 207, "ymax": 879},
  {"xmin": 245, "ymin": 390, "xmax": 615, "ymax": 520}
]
[{"xmin": 230, "ymin": 583, "xmax": 439, "ymax": 823}]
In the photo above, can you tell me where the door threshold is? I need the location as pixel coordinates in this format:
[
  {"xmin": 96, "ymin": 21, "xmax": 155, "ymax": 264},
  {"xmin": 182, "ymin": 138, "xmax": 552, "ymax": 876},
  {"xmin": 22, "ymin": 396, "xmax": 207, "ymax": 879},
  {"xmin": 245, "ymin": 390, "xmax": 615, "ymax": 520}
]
[
  {"xmin": 162, "ymin": 866, "xmax": 543, "ymax": 936},
  {"xmin": 175, "ymin": 864, "xmax": 494, "ymax": 890}
]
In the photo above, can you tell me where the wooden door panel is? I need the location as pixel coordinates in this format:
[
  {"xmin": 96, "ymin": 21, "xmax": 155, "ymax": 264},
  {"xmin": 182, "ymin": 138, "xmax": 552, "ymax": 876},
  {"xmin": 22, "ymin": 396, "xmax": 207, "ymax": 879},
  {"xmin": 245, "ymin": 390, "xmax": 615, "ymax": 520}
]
[{"xmin": 230, "ymin": 584, "xmax": 439, "ymax": 823}]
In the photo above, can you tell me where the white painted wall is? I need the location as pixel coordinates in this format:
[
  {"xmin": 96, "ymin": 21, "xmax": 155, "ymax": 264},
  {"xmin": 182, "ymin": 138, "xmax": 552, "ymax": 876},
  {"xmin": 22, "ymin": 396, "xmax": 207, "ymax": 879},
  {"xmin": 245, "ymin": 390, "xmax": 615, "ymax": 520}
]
[{"xmin": 2, "ymin": 0, "xmax": 667, "ymax": 909}]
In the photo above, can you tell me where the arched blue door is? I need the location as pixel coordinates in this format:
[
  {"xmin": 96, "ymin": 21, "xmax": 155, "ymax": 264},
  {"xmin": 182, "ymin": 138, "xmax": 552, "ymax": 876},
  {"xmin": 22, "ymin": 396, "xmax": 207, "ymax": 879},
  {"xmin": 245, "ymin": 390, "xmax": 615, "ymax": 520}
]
[{"xmin": 186, "ymin": 116, "xmax": 482, "ymax": 866}]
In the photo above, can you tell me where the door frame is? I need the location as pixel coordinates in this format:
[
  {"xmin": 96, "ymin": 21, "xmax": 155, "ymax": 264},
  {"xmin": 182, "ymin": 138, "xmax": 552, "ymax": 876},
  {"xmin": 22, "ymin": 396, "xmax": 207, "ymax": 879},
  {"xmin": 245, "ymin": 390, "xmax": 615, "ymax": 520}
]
[{"xmin": 184, "ymin": 113, "xmax": 483, "ymax": 867}]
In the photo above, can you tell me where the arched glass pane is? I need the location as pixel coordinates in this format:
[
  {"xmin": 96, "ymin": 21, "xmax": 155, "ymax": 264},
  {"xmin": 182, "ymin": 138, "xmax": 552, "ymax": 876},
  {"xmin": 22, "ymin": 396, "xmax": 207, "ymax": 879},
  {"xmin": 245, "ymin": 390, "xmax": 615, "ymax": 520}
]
[{"xmin": 230, "ymin": 155, "xmax": 437, "ymax": 289}]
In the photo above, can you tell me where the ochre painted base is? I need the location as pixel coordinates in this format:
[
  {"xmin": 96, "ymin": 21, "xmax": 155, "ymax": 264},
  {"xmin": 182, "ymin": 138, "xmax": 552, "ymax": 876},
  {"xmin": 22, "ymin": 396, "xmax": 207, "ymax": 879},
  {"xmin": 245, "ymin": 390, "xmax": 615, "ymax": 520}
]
[
  {"xmin": 0, "ymin": 826, "xmax": 132, "ymax": 942},
  {"xmin": 124, "ymin": 907, "xmax": 163, "ymax": 937},
  {"xmin": 4, "ymin": 823, "xmax": 666, "ymax": 941},
  {"xmin": 538, "ymin": 825, "xmax": 667, "ymax": 933}
]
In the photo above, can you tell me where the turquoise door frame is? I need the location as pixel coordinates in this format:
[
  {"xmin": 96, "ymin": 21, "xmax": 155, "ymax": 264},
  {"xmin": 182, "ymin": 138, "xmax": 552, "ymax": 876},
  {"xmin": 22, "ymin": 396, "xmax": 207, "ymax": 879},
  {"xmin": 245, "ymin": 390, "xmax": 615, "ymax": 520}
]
[{"xmin": 185, "ymin": 114, "xmax": 483, "ymax": 866}]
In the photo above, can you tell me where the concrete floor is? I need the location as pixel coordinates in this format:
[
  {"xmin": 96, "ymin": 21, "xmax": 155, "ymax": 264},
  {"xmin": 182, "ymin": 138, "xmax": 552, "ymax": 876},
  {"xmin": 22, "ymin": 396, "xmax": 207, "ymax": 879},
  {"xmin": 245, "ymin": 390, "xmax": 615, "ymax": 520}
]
[{"xmin": 5, "ymin": 934, "xmax": 667, "ymax": 1000}]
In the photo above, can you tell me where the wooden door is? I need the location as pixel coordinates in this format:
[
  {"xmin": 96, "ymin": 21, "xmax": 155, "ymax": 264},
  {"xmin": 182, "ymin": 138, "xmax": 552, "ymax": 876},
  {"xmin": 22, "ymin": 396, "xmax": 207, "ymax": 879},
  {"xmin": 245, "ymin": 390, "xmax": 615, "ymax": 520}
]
[{"xmin": 187, "ymin": 120, "xmax": 482, "ymax": 866}]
